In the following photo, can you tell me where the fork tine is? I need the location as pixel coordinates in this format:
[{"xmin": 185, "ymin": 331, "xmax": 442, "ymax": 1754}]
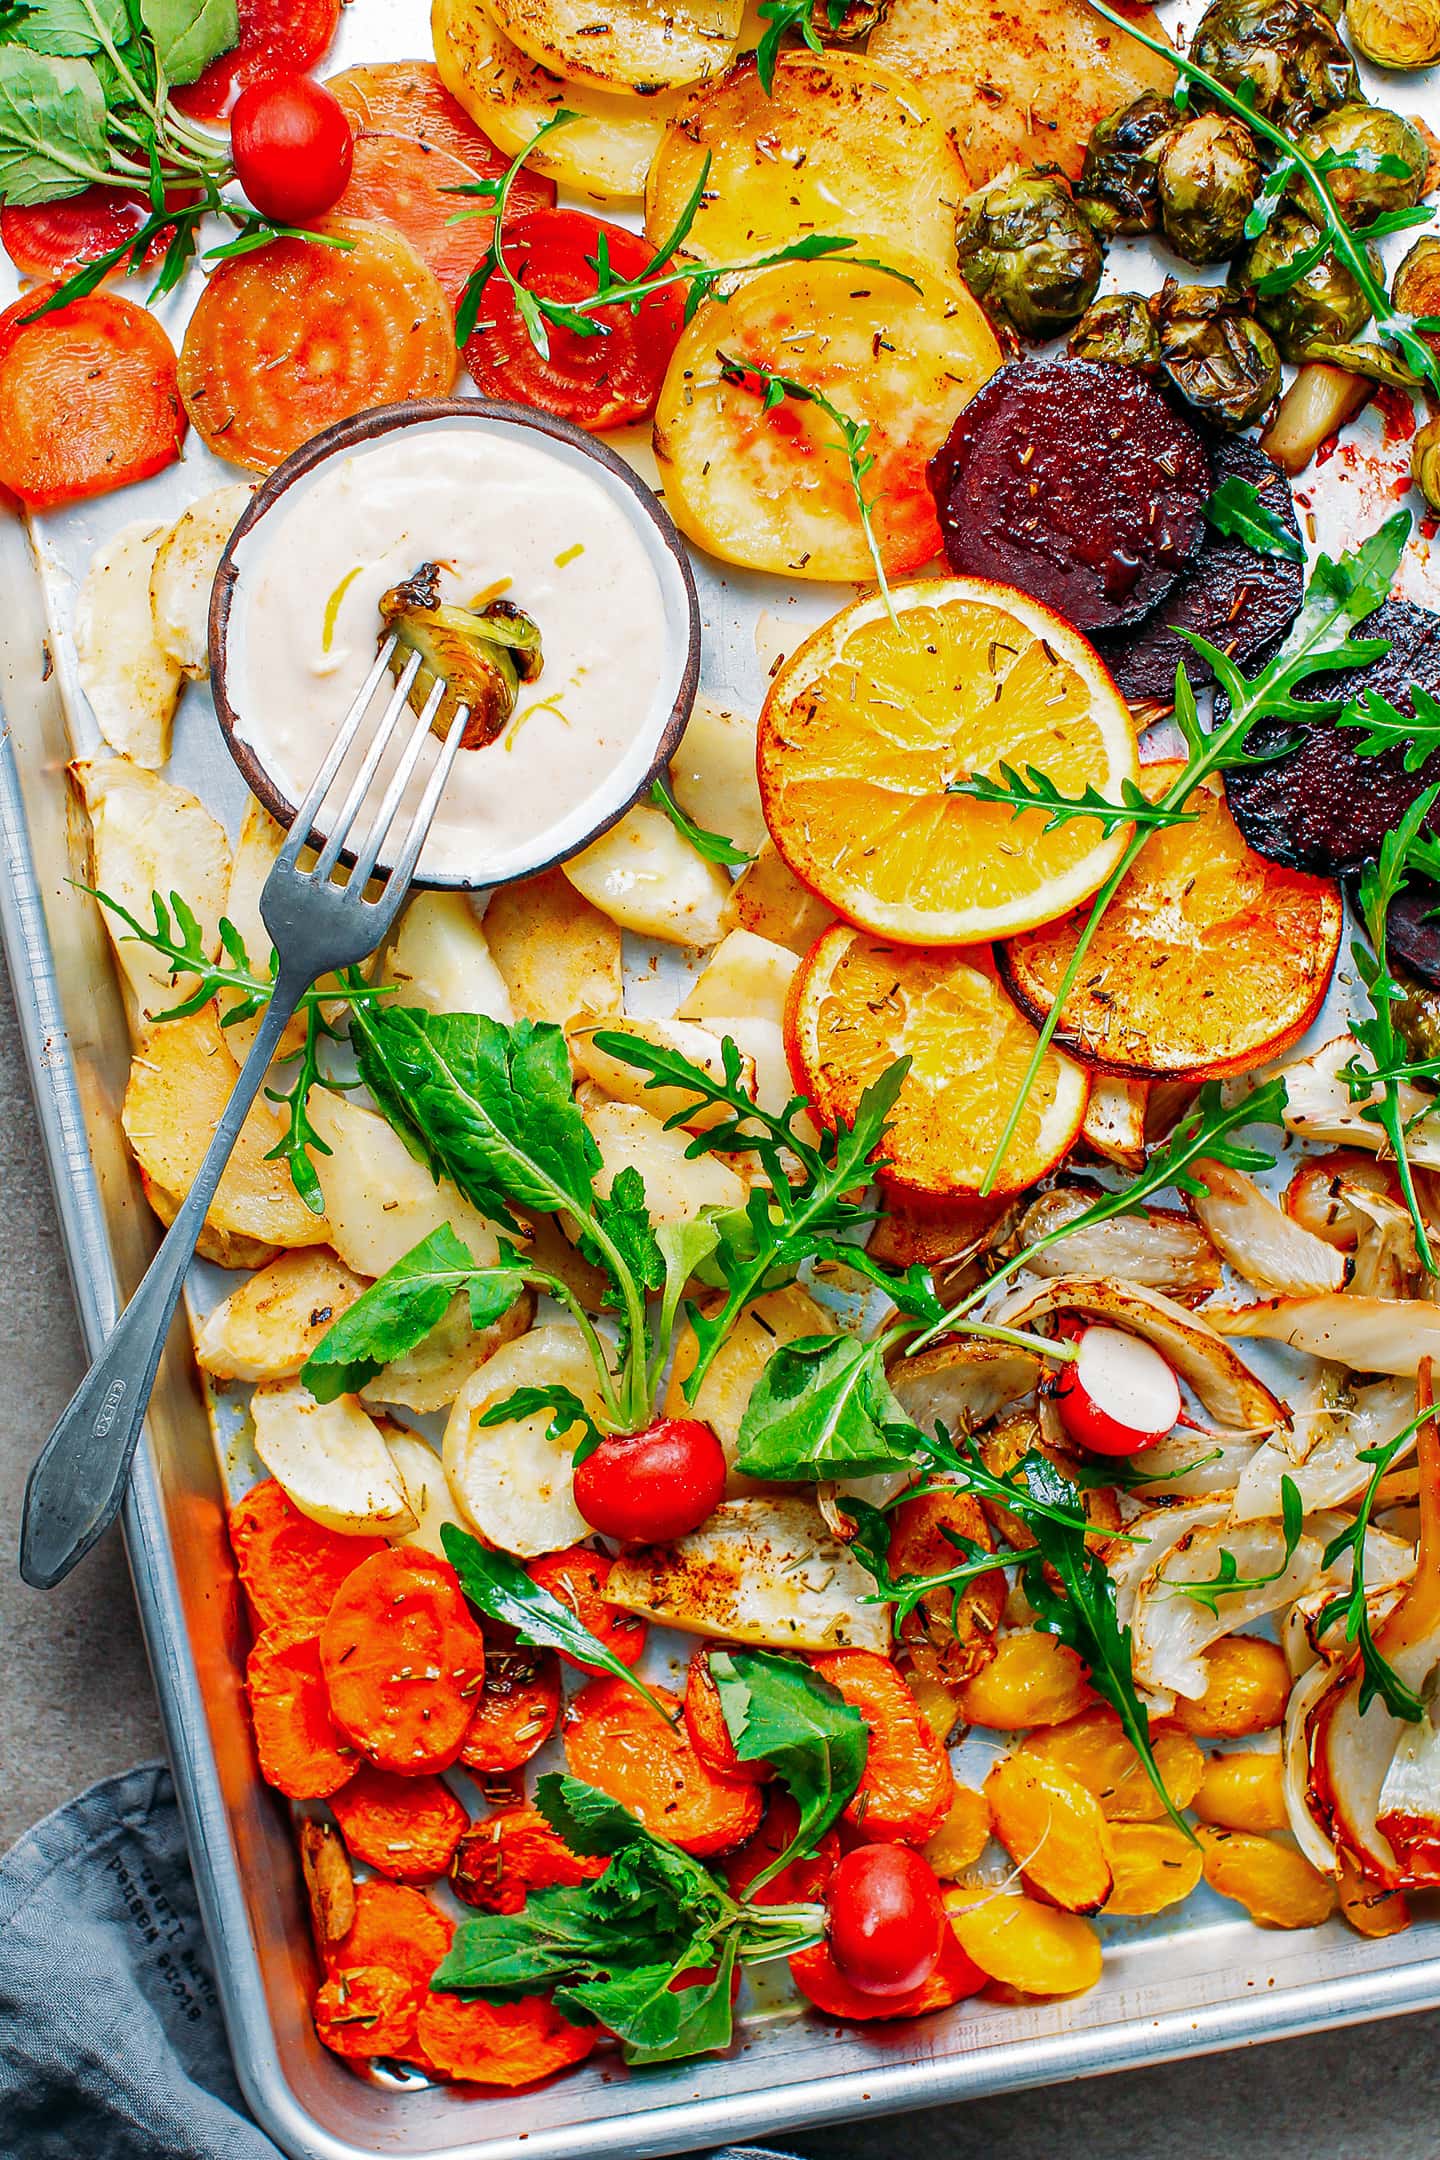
[
  {"xmin": 279, "ymin": 634, "xmax": 400, "ymax": 869},
  {"xmin": 346, "ymin": 677, "xmax": 450, "ymax": 891},
  {"xmin": 376, "ymin": 706, "xmax": 470, "ymax": 905},
  {"xmin": 312, "ymin": 649, "xmax": 424, "ymax": 879}
]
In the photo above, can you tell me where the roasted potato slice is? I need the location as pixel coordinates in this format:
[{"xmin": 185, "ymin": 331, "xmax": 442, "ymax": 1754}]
[
  {"xmin": 946, "ymin": 1887, "xmax": 1102, "ymax": 1995},
  {"xmin": 563, "ymin": 804, "xmax": 731, "ymax": 948},
  {"xmin": 985, "ymin": 1755, "xmax": 1115, "ymax": 1913},
  {"xmin": 149, "ymin": 483, "xmax": 253, "ymax": 678},
  {"xmin": 653, "ymin": 247, "xmax": 1001, "ymax": 582},
  {"xmin": 384, "ymin": 890, "xmax": 513, "ymax": 1021},
  {"xmin": 646, "ymin": 50, "xmax": 964, "ymax": 273},
  {"xmin": 1104, "ymin": 1823, "xmax": 1204, "ymax": 1917},
  {"xmin": 359, "ymin": 1285, "xmax": 534, "ymax": 1415},
  {"xmin": 487, "ymin": 0, "xmax": 743, "ymax": 91},
  {"xmin": 432, "ymin": 0, "xmax": 688, "ymax": 199},
  {"xmin": 72, "ymin": 759, "xmax": 230, "ymax": 1028},
  {"xmin": 582, "ymin": 1097, "xmax": 747, "ymax": 1225},
  {"xmin": 384, "ymin": 1429, "xmax": 469, "ymax": 1558},
  {"xmin": 250, "ymin": 1380, "xmax": 417, "ymax": 1538},
  {"xmin": 677, "ymin": 927, "xmax": 805, "ymax": 1120},
  {"xmin": 1196, "ymin": 1825, "xmax": 1337, "ymax": 1929},
  {"xmin": 722, "ymin": 841, "xmax": 836, "ymax": 956},
  {"xmin": 666, "ymin": 695, "xmax": 765, "ymax": 862},
  {"xmin": 868, "ymin": 0, "xmax": 1176, "ymax": 189},
  {"xmin": 444, "ymin": 1324, "xmax": 601, "ymax": 1556},
  {"xmin": 124, "ymin": 1008, "xmax": 330, "ymax": 1251},
  {"xmin": 305, "ymin": 1088, "xmax": 500, "ymax": 1278},
  {"xmin": 482, "ymin": 865, "xmax": 622, "ymax": 1023},
  {"xmin": 194, "ymin": 1249, "xmax": 369, "ymax": 1381},
  {"xmin": 74, "ymin": 522, "xmax": 183, "ymax": 768}
]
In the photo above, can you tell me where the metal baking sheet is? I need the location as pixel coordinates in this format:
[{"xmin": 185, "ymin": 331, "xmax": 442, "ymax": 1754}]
[{"xmin": 6, "ymin": 2, "xmax": 1440, "ymax": 2154}]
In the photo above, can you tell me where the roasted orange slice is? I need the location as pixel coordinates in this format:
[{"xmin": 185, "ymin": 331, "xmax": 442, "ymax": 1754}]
[
  {"xmin": 786, "ymin": 925, "xmax": 1090, "ymax": 1197},
  {"xmin": 757, "ymin": 580, "xmax": 1139, "ymax": 946},
  {"xmin": 998, "ymin": 762, "xmax": 1344, "ymax": 1079}
]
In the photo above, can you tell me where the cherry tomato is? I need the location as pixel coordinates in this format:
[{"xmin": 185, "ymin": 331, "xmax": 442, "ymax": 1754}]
[
  {"xmin": 231, "ymin": 74, "xmax": 354, "ymax": 226},
  {"xmin": 461, "ymin": 207, "xmax": 685, "ymax": 433},
  {"xmin": 572, "ymin": 1418, "xmax": 726, "ymax": 1544},
  {"xmin": 1054, "ymin": 1324, "xmax": 1182, "ymax": 1458},
  {"xmin": 825, "ymin": 1843, "xmax": 946, "ymax": 1998}
]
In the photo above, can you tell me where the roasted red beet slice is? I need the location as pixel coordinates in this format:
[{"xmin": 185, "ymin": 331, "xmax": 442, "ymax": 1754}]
[
  {"xmin": 1346, "ymin": 870, "xmax": 1440, "ymax": 990},
  {"xmin": 1098, "ymin": 436, "xmax": 1303, "ymax": 709},
  {"xmin": 1223, "ymin": 599, "xmax": 1440, "ymax": 877},
  {"xmin": 926, "ymin": 357, "xmax": 1209, "ymax": 634}
]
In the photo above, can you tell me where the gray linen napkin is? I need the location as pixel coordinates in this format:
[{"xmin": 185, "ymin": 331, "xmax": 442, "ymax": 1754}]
[{"xmin": 0, "ymin": 1763, "xmax": 796, "ymax": 2160}]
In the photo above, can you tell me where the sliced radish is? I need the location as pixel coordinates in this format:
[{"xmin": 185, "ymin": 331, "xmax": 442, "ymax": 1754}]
[{"xmin": 1055, "ymin": 1325, "xmax": 1182, "ymax": 1457}]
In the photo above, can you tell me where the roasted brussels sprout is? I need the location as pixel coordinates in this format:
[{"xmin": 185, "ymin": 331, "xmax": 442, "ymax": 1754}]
[
  {"xmin": 379, "ymin": 565, "xmax": 542, "ymax": 748},
  {"xmin": 1157, "ymin": 112, "xmax": 1263, "ymax": 264},
  {"xmin": 1077, "ymin": 92, "xmax": 1176, "ymax": 237},
  {"xmin": 1413, "ymin": 416, "xmax": 1440, "ymax": 512},
  {"xmin": 808, "ymin": 0, "xmax": 890, "ymax": 40},
  {"xmin": 1069, "ymin": 291, "xmax": 1162, "ymax": 371},
  {"xmin": 1395, "ymin": 965, "xmax": 1440, "ymax": 1062},
  {"xmin": 1232, "ymin": 210, "xmax": 1378, "ymax": 361},
  {"xmin": 1347, "ymin": 0, "xmax": 1440, "ymax": 68},
  {"xmin": 1154, "ymin": 282, "xmax": 1283, "ymax": 429},
  {"xmin": 1189, "ymin": 0, "xmax": 1358, "ymax": 128},
  {"xmin": 1295, "ymin": 103, "xmax": 1429, "ymax": 227},
  {"xmin": 955, "ymin": 170, "xmax": 1104, "ymax": 342},
  {"xmin": 1394, "ymin": 234, "xmax": 1440, "ymax": 327}
]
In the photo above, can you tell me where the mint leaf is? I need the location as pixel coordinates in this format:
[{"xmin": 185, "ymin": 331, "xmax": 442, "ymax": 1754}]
[
  {"xmin": 1202, "ymin": 474, "xmax": 1304, "ymax": 563},
  {"xmin": 710, "ymin": 1647, "xmax": 867, "ymax": 1889},
  {"xmin": 300, "ymin": 1227, "xmax": 526, "ymax": 1400},
  {"xmin": 0, "ymin": 48, "xmax": 108, "ymax": 202},
  {"xmin": 735, "ymin": 1333, "xmax": 912, "ymax": 1480},
  {"xmin": 138, "ymin": 0, "xmax": 236, "ymax": 81}
]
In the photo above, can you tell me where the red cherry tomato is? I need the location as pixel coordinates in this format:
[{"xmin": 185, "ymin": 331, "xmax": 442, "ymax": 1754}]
[
  {"xmin": 1054, "ymin": 1324, "xmax": 1182, "ymax": 1458},
  {"xmin": 231, "ymin": 75, "xmax": 354, "ymax": 226},
  {"xmin": 572, "ymin": 1418, "xmax": 726, "ymax": 1544},
  {"xmin": 461, "ymin": 207, "xmax": 685, "ymax": 433},
  {"xmin": 825, "ymin": 1843, "xmax": 946, "ymax": 1999}
]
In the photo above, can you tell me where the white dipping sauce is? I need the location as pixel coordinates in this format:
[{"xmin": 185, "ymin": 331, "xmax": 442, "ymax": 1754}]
[{"xmin": 224, "ymin": 418, "xmax": 681, "ymax": 884}]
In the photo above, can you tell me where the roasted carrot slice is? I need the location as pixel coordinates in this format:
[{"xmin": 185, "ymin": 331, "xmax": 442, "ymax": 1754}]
[
  {"xmin": 0, "ymin": 287, "xmax": 184, "ymax": 508},
  {"xmin": 172, "ymin": 0, "xmax": 340, "ymax": 119},
  {"xmin": 331, "ymin": 1766, "xmax": 470, "ymax": 1883},
  {"xmin": 724, "ymin": 1790, "xmax": 840, "ymax": 1908},
  {"xmin": 684, "ymin": 1648, "xmax": 773, "ymax": 1785},
  {"xmin": 246, "ymin": 1621, "xmax": 354, "ymax": 1798},
  {"xmin": 320, "ymin": 1549, "xmax": 485, "ymax": 1775},
  {"xmin": 415, "ymin": 1990, "xmax": 595, "ymax": 2088},
  {"xmin": 887, "ymin": 1487, "xmax": 1006, "ymax": 1683},
  {"xmin": 328, "ymin": 61, "xmax": 556, "ymax": 199},
  {"xmin": 563, "ymin": 1677, "xmax": 763, "ymax": 1857},
  {"xmin": 327, "ymin": 1879, "xmax": 454, "ymax": 1988},
  {"xmin": 334, "ymin": 134, "xmax": 493, "ymax": 304},
  {"xmin": 526, "ymin": 1546, "xmax": 648, "ymax": 1671},
  {"xmin": 811, "ymin": 1650, "xmax": 955, "ymax": 1844},
  {"xmin": 458, "ymin": 1638, "xmax": 562, "ymax": 1773},
  {"xmin": 177, "ymin": 218, "xmax": 455, "ymax": 474},
  {"xmin": 789, "ymin": 1928, "xmax": 984, "ymax": 2023},
  {"xmin": 450, "ymin": 1804, "xmax": 608, "ymax": 1915},
  {"xmin": 314, "ymin": 1964, "xmax": 420, "ymax": 2059},
  {"xmin": 229, "ymin": 1477, "xmax": 386, "ymax": 1630}
]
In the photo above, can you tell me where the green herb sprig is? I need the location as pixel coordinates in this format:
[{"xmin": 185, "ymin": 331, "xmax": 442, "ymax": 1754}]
[
  {"xmin": 1203, "ymin": 474, "xmax": 1306, "ymax": 564},
  {"xmin": 1313, "ymin": 1406, "xmax": 1438, "ymax": 1721},
  {"xmin": 1340, "ymin": 683, "xmax": 1440, "ymax": 771},
  {"xmin": 649, "ymin": 776, "xmax": 754, "ymax": 867},
  {"xmin": 753, "ymin": 0, "xmax": 851, "ymax": 95},
  {"xmin": 948, "ymin": 765, "xmax": 1200, "ymax": 840},
  {"xmin": 1157, "ymin": 1474, "xmax": 1304, "ymax": 1616}
]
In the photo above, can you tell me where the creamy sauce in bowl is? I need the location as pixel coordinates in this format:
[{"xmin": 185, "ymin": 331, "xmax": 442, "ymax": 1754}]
[{"xmin": 213, "ymin": 404, "xmax": 699, "ymax": 886}]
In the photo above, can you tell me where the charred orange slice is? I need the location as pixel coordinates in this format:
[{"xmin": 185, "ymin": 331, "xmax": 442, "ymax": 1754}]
[
  {"xmin": 998, "ymin": 762, "xmax": 1344, "ymax": 1079},
  {"xmin": 757, "ymin": 580, "xmax": 1139, "ymax": 946},
  {"xmin": 786, "ymin": 925, "xmax": 1090, "ymax": 1198}
]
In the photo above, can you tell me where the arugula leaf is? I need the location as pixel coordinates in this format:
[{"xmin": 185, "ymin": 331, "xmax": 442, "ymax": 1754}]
[
  {"xmin": 753, "ymin": 0, "xmax": 848, "ymax": 94},
  {"xmin": 709, "ymin": 1647, "xmax": 867, "ymax": 1890},
  {"xmin": 478, "ymin": 1383, "xmax": 605, "ymax": 1463},
  {"xmin": 649, "ymin": 777, "xmax": 754, "ymax": 868},
  {"xmin": 948, "ymin": 764, "xmax": 1198, "ymax": 839},
  {"xmin": 1314, "ymin": 1409, "xmax": 1433, "ymax": 1722},
  {"xmin": 301, "ymin": 1227, "xmax": 527, "ymax": 1400},
  {"xmin": 1339, "ymin": 682, "xmax": 1440, "ymax": 773},
  {"xmin": 440, "ymin": 1524, "xmax": 674, "ymax": 1723},
  {"xmin": 1158, "ymin": 1474, "xmax": 1304, "ymax": 1617},
  {"xmin": 1203, "ymin": 475, "xmax": 1305, "ymax": 563},
  {"xmin": 138, "ymin": 0, "xmax": 234, "ymax": 80},
  {"xmin": 735, "ymin": 1332, "xmax": 911, "ymax": 1480},
  {"xmin": 0, "ymin": 48, "xmax": 108, "ymax": 202},
  {"xmin": 842, "ymin": 1492, "xmax": 1022, "ymax": 1633}
]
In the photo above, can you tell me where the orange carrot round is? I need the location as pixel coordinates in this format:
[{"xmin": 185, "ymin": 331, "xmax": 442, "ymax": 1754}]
[
  {"xmin": 415, "ymin": 1990, "xmax": 595, "ymax": 2087},
  {"xmin": 683, "ymin": 1648, "xmax": 773, "ymax": 1784},
  {"xmin": 563, "ymin": 1677, "xmax": 764, "ymax": 1857},
  {"xmin": 724, "ymin": 1791, "xmax": 840, "ymax": 1908},
  {"xmin": 320, "ymin": 1549, "xmax": 485, "ymax": 1775},
  {"xmin": 314, "ymin": 1964, "xmax": 420, "ymax": 2059},
  {"xmin": 327, "ymin": 1879, "xmax": 454, "ymax": 1989},
  {"xmin": 0, "ymin": 286, "xmax": 184, "ymax": 508},
  {"xmin": 246, "ymin": 1620, "xmax": 354, "ymax": 1798},
  {"xmin": 789, "ymin": 1928, "xmax": 984, "ymax": 2023},
  {"xmin": 229, "ymin": 1478, "xmax": 386, "ymax": 1630},
  {"xmin": 526, "ymin": 1546, "xmax": 648, "ymax": 1671},
  {"xmin": 459, "ymin": 1640, "xmax": 562, "ymax": 1773},
  {"xmin": 450, "ymin": 1804, "xmax": 607, "ymax": 1916},
  {"xmin": 177, "ymin": 218, "xmax": 454, "ymax": 473},
  {"xmin": 811, "ymin": 1650, "xmax": 955, "ymax": 1844},
  {"xmin": 330, "ymin": 1766, "xmax": 470, "ymax": 1883}
]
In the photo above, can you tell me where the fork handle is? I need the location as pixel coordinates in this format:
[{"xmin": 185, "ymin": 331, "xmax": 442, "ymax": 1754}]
[{"xmin": 20, "ymin": 974, "xmax": 308, "ymax": 1590}]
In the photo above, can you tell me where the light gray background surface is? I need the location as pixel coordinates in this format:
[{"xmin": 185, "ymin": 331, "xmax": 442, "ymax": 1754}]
[{"xmin": 5, "ymin": 958, "xmax": 1440, "ymax": 2158}]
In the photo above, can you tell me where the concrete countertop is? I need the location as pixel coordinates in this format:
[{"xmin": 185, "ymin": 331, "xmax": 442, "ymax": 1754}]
[{"xmin": 5, "ymin": 956, "xmax": 1440, "ymax": 2158}]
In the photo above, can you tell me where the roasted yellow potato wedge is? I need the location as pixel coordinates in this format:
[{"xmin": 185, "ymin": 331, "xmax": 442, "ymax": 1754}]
[
  {"xmin": 74, "ymin": 523, "xmax": 182, "ymax": 768},
  {"xmin": 250, "ymin": 1380, "xmax": 416, "ymax": 1538},
  {"xmin": 985, "ymin": 1755, "xmax": 1115, "ymax": 1914},
  {"xmin": 149, "ymin": 483, "xmax": 253, "ymax": 679},
  {"xmin": 486, "ymin": 0, "xmax": 743, "ymax": 91},
  {"xmin": 868, "ymin": 0, "xmax": 1176, "ymax": 189},
  {"xmin": 677, "ymin": 926, "xmax": 807, "ymax": 1123},
  {"xmin": 124, "ymin": 1008, "xmax": 330, "ymax": 1251},
  {"xmin": 305, "ymin": 1088, "xmax": 501, "ymax": 1279},
  {"xmin": 1104, "ymin": 1824, "xmax": 1204, "ymax": 1918},
  {"xmin": 563, "ymin": 803, "xmax": 731, "ymax": 947},
  {"xmin": 73, "ymin": 758, "xmax": 230, "ymax": 1029},
  {"xmin": 653, "ymin": 247, "xmax": 1001, "ymax": 581},
  {"xmin": 1196, "ymin": 1826, "xmax": 1337, "ymax": 1930},
  {"xmin": 667, "ymin": 694, "xmax": 766, "ymax": 862},
  {"xmin": 432, "ymin": 0, "xmax": 687, "ymax": 198},
  {"xmin": 194, "ymin": 1249, "xmax": 369, "ymax": 1382},
  {"xmin": 444, "ymin": 1323, "xmax": 602, "ymax": 1555},
  {"xmin": 645, "ymin": 50, "xmax": 965, "ymax": 273},
  {"xmin": 384, "ymin": 1430, "xmax": 469, "ymax": 1559},
  {"xmin": 722, "ymin": 842, "xmax": 836, "ymax": 956},
  {"xmin": 483, "ymin": 864, "xmax": 623, "ymax": 1022},
  {"xmin": 946, "ymin": 1889, "xmax": 1102, "ymax": 1996},
  {"xmin": 384, "ymin": 890, "xmax": 514, "ymax": 1021}
]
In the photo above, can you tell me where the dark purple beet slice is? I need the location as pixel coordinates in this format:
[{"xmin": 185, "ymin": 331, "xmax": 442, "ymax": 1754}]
[
  {"xmin": 1223, "ymin": 599, "xmax": 1440, "ymax": 877},
  {"xmin": 1344, "ymin": 870, "xmax": 1440, "ymax": 991},
  {"xmin": 926, "ymin": 357, "xmax": 1210, "ymax": 635},
  {"xmin": 1097, "ymin": 436, "xmax": 1304, "ymax": 708}
]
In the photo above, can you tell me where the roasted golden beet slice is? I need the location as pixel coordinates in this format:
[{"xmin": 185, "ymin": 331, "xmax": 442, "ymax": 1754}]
[
  {"xmin": 926, "ymin": 357, "xmax": 1209, "ymax": 634},
  {"xmin": 1098, "ymin": 436, "xmax": 1303, "ymax": 710},
  {"xmin": 1223, "ymin": 598, "xmax": 1440, "ymax": 877}
]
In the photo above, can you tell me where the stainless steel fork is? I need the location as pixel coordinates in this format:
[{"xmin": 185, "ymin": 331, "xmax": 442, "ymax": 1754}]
[{"xmin": 19, "ymin": 640, "xmax": 469, "ymax": 1590}]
